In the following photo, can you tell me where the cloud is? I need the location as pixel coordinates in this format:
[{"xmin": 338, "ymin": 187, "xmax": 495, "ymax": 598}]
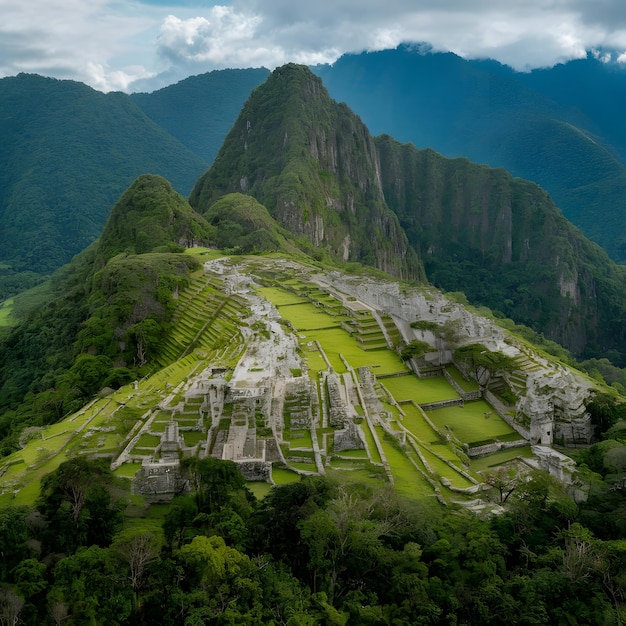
[
  {"xmin": 4, "ymin": 0, "xmax": 626, "ymax": 91},
  {"xmin": 0, "ymin": 0, "xmax": 157, "ymax": 90},
  {"xmin": 153, "ymin": 0, "xmax": 626, "ymax": 78}
]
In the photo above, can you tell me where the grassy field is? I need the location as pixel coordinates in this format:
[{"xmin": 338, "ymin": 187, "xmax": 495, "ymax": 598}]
[
  {"xmin": 275, "ymin": 302, "xmax": 343, "ymax": 330},
  {"xmin": 256, "ymin": 286, "xmax": 308, "ymax": 306},
  {"xmin": 383, "ymin": 375, "xmax": 459, "ymax": 404},
  {"xmin": 398, "ymin": 403, "xmax": 442, "ymax": 443},
  {"xmin": 271, "ymin": 467, "xmax": 302, "ymax": 484},
  {"xmin": 470, "ymin": 446, "xmax": 534, "ymax": 472},
  {"xmin": 427, "ymin": 400, "xmax": 521, "ymax": 445},
  {"xmin": 376, "ymin": 427, "xmax": 435, "ymax": 498}
]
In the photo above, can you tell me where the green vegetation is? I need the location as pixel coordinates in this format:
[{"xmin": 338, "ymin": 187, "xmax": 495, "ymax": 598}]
[
  {"xmin": 382, "ymin": 374, "xmax": 459, "ymax": 404},
  {"xmin": 427, "ymin": 401, "xmax": 521, "ymax": 446}
]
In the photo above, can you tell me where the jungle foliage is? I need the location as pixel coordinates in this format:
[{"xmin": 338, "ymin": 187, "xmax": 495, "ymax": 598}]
[
  {"xmin": 0, "ymin": 176, "xmax": 208, "ymax": 456},
  {"xmin": 0, "ymin": 454, "xmax": 625, "ymax": 625}
]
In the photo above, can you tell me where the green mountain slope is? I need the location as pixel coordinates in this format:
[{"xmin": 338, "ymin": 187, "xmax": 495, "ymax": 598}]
[
  {"xmin": 314, "ymin": 46, "xmax": 626, "ymax": 263},
  {"xmin": 0, "ymin": 175, "xmax": 211, "ymax": 454},
  {"xmin": 0, "ymin": 74, "xmax": 208, "ymax": 287},
  {"xmin": 190, "ymin": 64, "xmax": 423, "ymax": 281},
  {"xmin": 377, "ymin": 135, "xmax": 626, "ymax": 362},
  {"xmin": 131, "ymin": 68, "xmax": 270, "ymax": 164}
]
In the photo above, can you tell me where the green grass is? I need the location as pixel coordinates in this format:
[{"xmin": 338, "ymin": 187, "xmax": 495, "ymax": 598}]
[
  {"xmin": 427, "ymin": 400, "xmax": 521, "ymax": 445},
  {"xmin": 275, "ymin": 302, "xmax": 343, "ymax": 330},
  {"xmin": 470, "ymin": 446, "xmax": 534, "ymax": 472},
  {"xmin": 287, "ymin": 429, "xmax": 312, "ymax": 448},
  {"xmin": 248, "ymin": 481, "xmax": 273, "ymax": 499},
  {"xmin": 377, "ymin": 430, "xmax": 434, "ymax": 498},
  {"xmin": 114, "ymin": 463, "xmax": 143, "ymax": 478},
  {"xmin": 135, "ymin": 433, "xmax": 161, "ymax": 448},
  {"xmin": 335, "ymin": 448, "xmax": 369, "ymax": 458},
  {"xmin": 445, "ymin": 365, "xmax": 480, "ymax": 391},
  {"xmin": 256, "ymin": 286, "xmax": 308, "ymax": 306},
  {"xmin": 272, "ymin": 467, "xmax": 302, "ymax": 484},
  {"xmin": 182, "ymin": 431, "xmax": 206, "ymax": 446},
  {"xmin": 383, "ymin": 375, "xmax": 459, "ymax": 404},
  {"xmin": 0, "ymin": 299, "xmax": 15, "ymax": 326},
  {"xmin": 416, "ymin": 443, "xmax": 476, "ymax": 489},
  {"xmin": 397, "ymin": 403, "xmax": 442, "ymax": 443},
  {"xmin": 361, "ymin": 419, "xmax": 382, "ymax": 464}
]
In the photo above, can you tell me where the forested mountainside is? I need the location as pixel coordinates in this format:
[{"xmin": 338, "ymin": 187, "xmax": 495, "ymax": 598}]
[
  {"xmin": 314, "ymin": 46, "xmax": 626, "ymax": 263},
  {"xmin": 189, "ymin": 63, "xmax": 626, "ymax": 364},
  {"xmin": 131, "ymin": 68, "xmax": 270, "ymax": 164},
  {"xmin": 377, "ymin": 136, "xmax": 626, "ymax": 362},
  {"xmin": 0, "ymin": 74, "xmax": 207, "ymax": 297},
  {"xmin": 190, "ymin": 64, "xmax": 423, "ymax": 281}
]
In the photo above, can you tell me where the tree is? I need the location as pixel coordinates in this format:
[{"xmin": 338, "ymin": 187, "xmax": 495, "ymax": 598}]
[
  {"xmin": 485, "ymin": 465, "xmax": 522, "ymax": 504},
  {"xmin": 37, "ymin": 458, "xmax": 123, "ymax": 554},
  {"xmin": 112, "ymin": 530, "xmax": 161, "ymax": 594},
  {"xmin": 454, "ymin": 344, "xmax": 516, "ymax": 387}
]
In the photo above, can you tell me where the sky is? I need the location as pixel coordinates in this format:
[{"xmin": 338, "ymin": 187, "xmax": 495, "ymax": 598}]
[{"xmin": 3, "ymin": 0, "xmax": 626, "ymax": 93}]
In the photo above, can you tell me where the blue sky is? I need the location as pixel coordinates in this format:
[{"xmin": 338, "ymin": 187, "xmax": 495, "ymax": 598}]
[{"xmin": 3, "ymin": 0, "xmax": 626, "ymax": 92}]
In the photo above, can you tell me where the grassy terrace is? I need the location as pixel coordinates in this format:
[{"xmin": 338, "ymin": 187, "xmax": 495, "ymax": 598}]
[
  {"xmin": 427, "ymin": 400, "xmax": 523, "ymax": 446},
  {"xmin": 382, "ymin": 375, "xmax": 459, "ymax": 404},
  {"xmin": 445, "ymin": 365, "xmax": 480, "ymax": 392}
]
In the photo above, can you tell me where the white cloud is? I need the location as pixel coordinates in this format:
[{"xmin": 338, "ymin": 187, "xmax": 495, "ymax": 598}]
[{"xmin": 4, "ymin": 0, "xmax": 626, "ymax": 91}]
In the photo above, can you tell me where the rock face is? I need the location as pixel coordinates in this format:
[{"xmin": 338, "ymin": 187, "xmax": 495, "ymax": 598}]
[
  {"xmin": 190, "ymin": 64, "xmax": 423, "ymax": 281},
  {"xmin": 377, "ymin": 135, "xmax": 626, "ymax": 362}
]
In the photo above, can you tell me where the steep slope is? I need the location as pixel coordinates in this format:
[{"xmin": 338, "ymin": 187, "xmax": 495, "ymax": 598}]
[
  {"xmin": 131, "ymin": 68, "xmax": 270, "ymax": 164},
  {"xmin": 314, "ymin": 46, "xmax": 626, "ymax": 262},
  {"xmin": 0, "ymin": 74, "xmax": 208, "ymax": 284},
  {"xmin": 189, "ymin": 64, "xmax": 423, "ymax": 281},
  {"xmin": 0, "ymin": 176, "xmax": 211, "ymax": 454},
  {"xmin": 377, "ymin": 135, "xmax": 626, "ymax": 362}
]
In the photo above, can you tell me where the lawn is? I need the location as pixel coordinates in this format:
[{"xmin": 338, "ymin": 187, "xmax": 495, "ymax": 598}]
[
  {"xmin": 113, "ymin": 463, "xmax": 143, "ymax": 478},
  {"xmin": 383, "ymin": 375, "xmax": 459, "ymax": 404},
  {"xmin": 398, "ymin": 402, "xmax": 442, "ymax": 443},
  {"xmin": 256, "ymin": 286, "xmax": 308, "ymax": 306},
  {"xmin": 416, "ymin": 443, "xmax": 476, "ymax": 489},
  {"xmin": 275, "ymin": 302, "xmax": 343, "ymax": 330},
  {"xmin": 361, "ymin": 419, "xmax": 382, "ymax": 464},
  {"xmin": 305, "ymin": 326, "xmax": 406, "ymax": 376},
  {"xmin": 427, "ymin": 400, "xmax": 522, "ymax": 445},
  {"xmin": 272, "ymin": 467, "xmax": 303, "ymax": 484},
  {"xmin": 286, "ymin": 429, "xmax": 313, "ymax": 448},
  {"xmin": 376, "ymin": 427, "xmax": 435, "ymax": 498},
  {"xmin": 445, "ymin": 365, "xmax": 480, "ymax": 391},
  {"xmin": 470, "ymin": 446, "xmax": 534, "ymax": 472}
]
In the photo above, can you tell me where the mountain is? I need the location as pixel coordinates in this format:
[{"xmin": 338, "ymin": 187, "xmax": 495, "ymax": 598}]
[
  {"xmin": 131, "ymin": 68, "xmax": 270, "ymax": 164},
  {"xmin": 314, "ymin": 46, "xmax": 626, "ymax": 263},
  {"xmin": 189, "ymin": 63, "xmax": 423, "ymax": 281},
  {"xmin": 377, "ymin": 136, "xmax": 626, "ymax": 361},
  {"xmin": 0, "ymin": 74, "xmax": 208, "ymax": 293},
  {"xmin": 0, "ymin": 175, "xmax": 211, "ymax": 452}
]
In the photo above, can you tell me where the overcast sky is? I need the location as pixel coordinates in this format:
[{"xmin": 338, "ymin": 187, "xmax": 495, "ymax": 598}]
[{"xmin": 3, "ymin": 0, "xmax": 626, "ymax": 92}]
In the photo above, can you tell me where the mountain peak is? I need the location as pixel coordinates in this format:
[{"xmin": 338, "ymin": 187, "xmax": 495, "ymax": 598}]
[{"xmin": 190, "ymin": 65, "xmax": 423, "ymax": 280}]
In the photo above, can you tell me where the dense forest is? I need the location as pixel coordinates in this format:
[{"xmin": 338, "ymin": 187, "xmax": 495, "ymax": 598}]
[{"xmin": 1, "ymin": 438, "xmax": 626, "ymax": 625}]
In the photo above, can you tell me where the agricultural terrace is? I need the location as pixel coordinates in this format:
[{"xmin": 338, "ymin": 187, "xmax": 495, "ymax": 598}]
[
  {"xmin": 382, "ymin": 374, "xmax": 459, "ymax": 404},
  {"xmin": 427, "ymin": 400, "xmax": 524, "ymax": 446}
]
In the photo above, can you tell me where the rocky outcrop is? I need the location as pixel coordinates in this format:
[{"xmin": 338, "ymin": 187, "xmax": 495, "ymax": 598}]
[{"xmin": 189, "ymin": 64, "xmax": 423, "ymax": 281}]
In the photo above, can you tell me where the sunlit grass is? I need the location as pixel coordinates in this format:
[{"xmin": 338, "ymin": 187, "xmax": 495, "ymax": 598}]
[
  {"xmin": 427, "ymin": 400, "xmax": 521, "ymax": 445},
  {"xmin": 256, "ymin": 286, "xmax": 308, "ymax": 306},
  {"xmin": 248, "ymin": 481, "xmax": 273, "ymax": 499},
  {"xmin": 272, "ymin": 467, "xmax": 301, "ymax": 484},
  {"xmin": 113, "ymin": 463, "xmax": 142, "ymax": 478},
  {"xmin": 376, "ymin": 427, "xmax": 434, "ymax": 498},
  {"xmin": 275, "ymin": 302, "xmax": 343, "ymax": 330},
  {"xmin": 383, "ymin": 375, "xmax": 459, "ymax": 404},
  {"xmin": 398, "ymin": 402, "xmax": 442, "ymax": 443},
  {"xmin": 0, "ymin": 299, "xmax": 15, "ymax": 326},
  {"xmin": 445, "ymin": 365, "xmax": 480, "ymax": 391}
]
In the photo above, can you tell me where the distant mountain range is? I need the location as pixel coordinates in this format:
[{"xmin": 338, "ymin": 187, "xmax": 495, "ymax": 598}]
[{"xmin": 314, "ymin": 46, "xmax": 626, "ymax": 263}]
